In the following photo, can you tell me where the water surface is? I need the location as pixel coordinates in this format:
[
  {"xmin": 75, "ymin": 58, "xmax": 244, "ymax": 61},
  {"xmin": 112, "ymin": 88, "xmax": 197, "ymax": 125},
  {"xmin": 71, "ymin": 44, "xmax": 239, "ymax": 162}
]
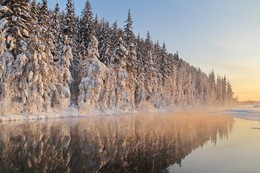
[
  {"xmin": 170, "ymin": 118, "xmax": 260, "ymax": 173},
  {"xmin": 0, "ymin": 112, "xmax": 233, "ymax": 173}
]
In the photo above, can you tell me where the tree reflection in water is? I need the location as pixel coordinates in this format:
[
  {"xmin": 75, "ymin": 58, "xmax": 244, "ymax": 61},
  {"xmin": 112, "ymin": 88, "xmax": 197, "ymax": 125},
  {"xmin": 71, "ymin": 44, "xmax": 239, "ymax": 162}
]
[{"xmin": 0, "ymin": 113, "xmax": 233, "ymax": 173}]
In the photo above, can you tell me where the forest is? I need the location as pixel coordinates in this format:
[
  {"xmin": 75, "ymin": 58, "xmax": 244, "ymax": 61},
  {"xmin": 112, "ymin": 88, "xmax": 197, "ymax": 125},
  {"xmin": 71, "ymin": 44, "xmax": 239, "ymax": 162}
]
[{"xmin": 0, "ymin": 0, "xmax": 235, "ymax": 116}]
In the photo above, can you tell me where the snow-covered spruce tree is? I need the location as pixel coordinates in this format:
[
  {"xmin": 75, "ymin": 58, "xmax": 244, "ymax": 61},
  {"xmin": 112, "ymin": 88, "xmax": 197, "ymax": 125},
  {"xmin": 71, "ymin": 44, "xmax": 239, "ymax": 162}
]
[
  {"xmin": 30, "ymin": 0, "xmax": 38, "ymax": 31},
  {"xmin": 79, "ymin": 0, "xmax": 94, "ymax": 49},
  {"xmin": 0, "ymin": 0, "xmax": 72, "ymax": 115},
  {"xmin": 65, "ymin": 0, "xmax": 79, "ymax": 104},
  {"xmin": 52, "ymin": 36, "xmax": 72, "ymax": 109},
  {"xmin": 135, "ymin": 35, "xmax": 146, "ymax": 106},
  {"xmin": 31, "ymin": 0, "xmax": 37, "ymax": 15},
  {"xmin": 124, "ymin": 9, "xmax": 135, "ymax": 48},
  {"xmin": 110, "ymin": 37, "xmax": 134, "ymax": 113},
  {"xmin": 208, "ymin": 70, "xmax": 216, "ymax": 105},
  {"xmin": 194, "ymin": 68, "xmax": 205, "ymax": 105},
  {"xmin": 143, "ymin": 32, "xmax": 159, "ymax": 108},
  {"xmin": 78, "ymin": 35, "xmax": 108, "ymax": 114},
  {"xmin": 93, "ymin": 14, "xmax": 99, "ymax": 37},
  {"xmin": 50, "ymin": 3, "xmax": 62, "ymax": 59},
  {"xmin": 124, "ymin": 9, "xmax": 137, "ymax": 111},
  {"xmin": 38, "ymin": 0, "xmax": 50, "ymax": 38},
  {"xmin": 98, "ymin": 19, "xmax": 111, "ymax": 66},
  {"xmin": 159, "ymin": 42, "xmax": 169, "ymax": 86},
  {"xmin": 110, "ymin": 20, "xmax": 120, "ymax": 55},
  {"xmin": 226, "ymin": 81, "xmax": 234, "ymax": 104},
  {"xmin": 221, "ymin": 76, "xmax": 227, "ymax": 104},
  {"xmin": 166, "ymin": 53, "xmax": 178, "ymax": 105},
  {"xmin": 174, "ymin": 60, "xmax": 185, "ymax": 106},
  {"xmin": 214, "ymin": 75, "xmax": 233, "ymax": 105},
  {"xmin": 65, "ymin": 0, "xmax": 77, "ymax": 57},
  {"xmin": 0, "ymin": 0, "xmax": 33, "ymax": 114},
  {"xmin": 153, "ymin": 41, "xmax": 171, "ymax": 107},
  {"xmin": 0, "ymin": 0, "xmax": 31, "ymax": 56}
]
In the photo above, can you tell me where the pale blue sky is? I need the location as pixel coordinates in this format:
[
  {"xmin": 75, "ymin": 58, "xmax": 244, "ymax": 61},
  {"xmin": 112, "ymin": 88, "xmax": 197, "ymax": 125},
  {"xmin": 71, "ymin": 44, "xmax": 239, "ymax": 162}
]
[{"xmin": 41, "ymin": 0, "xmax": 260, "ymax": 101}]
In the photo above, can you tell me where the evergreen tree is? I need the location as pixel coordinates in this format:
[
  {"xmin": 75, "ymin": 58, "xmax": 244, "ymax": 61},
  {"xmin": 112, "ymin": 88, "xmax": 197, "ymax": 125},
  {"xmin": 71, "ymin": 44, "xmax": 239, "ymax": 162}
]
[
  {"xmin": 123, "ymin": 9, "xmax": 137, "ymax": 109},
  {"xmin": 0, "ymin": 0, "xmax": 32, "ymax": 56},
  {"xmin": 38, "ymin": 0, "xmax": 49, "ymax": 31},
  {"xmin": 227, "ymin": 82, "xmax": 234, "ymax": 103},
  {"xmin": 80, "ymin": 0, "xmax": 94, "ymax": 48},
  {"xmin": 160, "ymin": 42, "xmax": 169, "ymax": 85},
  {"xmin": 216, "ymin": 76, "xmax": 223, "ymax": 104},
  {"xmin": 98, "ymin": 20, "xmax": 111, "ymax": 65},
  {"xmin": 208, "ymin": 70, "xmax": 216, "ymax": 104},
  {"xmin": 124, "ymin": 9, "xmax": 135, "ymax": 48},
  {"xmin": 93, "ymin": 14, "xmax": 99, "ymax": 37},
  {"xmin": 51, "ymin": 3, "xmax": 62, "ymax": 59},
  {"xmin": 65, "ymin": 0, "xmax": 76, "ymax": 39},
  {"xmin": 30, "ymin": 0, "xmax": 38, "ymax": 29},
  {"xmin": 110, "ymin": 20, "xmax": 120, "ymax": 54},
  {"xmin": 0, "ymin": 2, "xmax": 236, "ymax": 115},
  {"xmin": 222, "ymin": 76, "xmax": 227, "ymax": 103},
  {"xmin": 135, "ymin": 35, "xmax": 146, "ymax": 105}
]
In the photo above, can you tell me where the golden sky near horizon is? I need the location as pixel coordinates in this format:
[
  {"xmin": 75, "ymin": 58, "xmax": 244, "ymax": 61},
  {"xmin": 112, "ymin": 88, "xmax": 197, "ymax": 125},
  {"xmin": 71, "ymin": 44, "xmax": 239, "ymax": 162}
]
[{"xmin": 191, "ymin": 57, "xmax": 260, "ymax": 102}]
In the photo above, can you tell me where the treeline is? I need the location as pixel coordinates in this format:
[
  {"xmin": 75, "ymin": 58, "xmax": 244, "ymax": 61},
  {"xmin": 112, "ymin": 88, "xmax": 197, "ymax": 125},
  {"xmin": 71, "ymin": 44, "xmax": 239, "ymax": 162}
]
[{"xmin": 0, "ymin": 0, "xmax": 235, "ymax": 115}]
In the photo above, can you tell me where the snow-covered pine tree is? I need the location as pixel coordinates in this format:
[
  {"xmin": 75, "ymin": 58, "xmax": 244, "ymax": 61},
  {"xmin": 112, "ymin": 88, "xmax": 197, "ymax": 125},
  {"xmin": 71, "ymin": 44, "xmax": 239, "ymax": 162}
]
[
  {"xmin": 65, "ymin": 0, "xmax": 80, "ymax": 104},
  {"xmin": 167, "ymin": 53, "xmax": 178, "ymax": 104},
  {"xmin": 135, "ymin": 35, "xmax": 146, "ymax": 106},
  {"xmin": 154, "ymin": 41, "xmax": 172, "ymax": 107},
  {"xmin": 124, "ymin": 9, "xmax": 135, "ymax": 48},
  {"xmin": 226, "ymin": 81, "xmax": 234, "ymax": 104},
  {"xmin": 221, "ymin": 76, "xmax": 227, "ymax": 104},
  {"xmin": 208, "ymin": 70, "xmax": 216, "ymax": 104},
  {"xmin": 0, "ymin": 0, "xmax": 73, "ymax": 115},
  {"xmin": 93, "ymin": 14, "xmax": 99, "ymax": 37},
  {"xmin": 52, "ymin": 35, "xmax": 72, "ymax": 108},
  {"xmin": 123, "ymin": 9, "xmax": 137, "ymax": 110},
  {"xmin": 31, "ymin": 0, "xmax": 37, "ymax": 15},
  {"xmin": 65, "ymin": 0, "xmax": 77, "ymax": 50},
  {"xmin": 79, "ymin": 0, "xmax": 94, "ymax": 49},
  {"xmin": 143, "ymin": 31, "xmax": 159, "ymax": 107},
  {"xmin": 98, "ymin": 19, "xmax": 111, "ymax": 66},
  {"xmin": 78, "ymin": 35, "xmax": 108, "ymax": 114},
  {"xmin": 159, "ymin": 42, "xmax": 169, "ymax": 86},
  {"xmin": 38, "ymin": 0, "xmax": 49, "ymax": 35},
  {"xmin": 216, "ymin": 76, "xmax": 223, "ymax": 104},
  {"xmin": 51, "ymin": 3, "xmax": 62, "ymax": 59},
  {"xmin": 174, "ymin": 59, "xmax": 185, "ymax": 106},
  {"xmin": 110, "ymin": 20, "xmax": 119, "ymax": 55},
  {"xmin": 30, "ymin": 0, "xmax": 38, "ymax": 32},
  {"xmin": 110, "ymin": 37, "xmax": 135, "ymax": 112},
  {"xmin": 0, "ymin": 0, "xmax": 32, "ymax": 56},
  {"xmin": 0, "ymin": 0, "xmax": 35, "ymax": 114}
]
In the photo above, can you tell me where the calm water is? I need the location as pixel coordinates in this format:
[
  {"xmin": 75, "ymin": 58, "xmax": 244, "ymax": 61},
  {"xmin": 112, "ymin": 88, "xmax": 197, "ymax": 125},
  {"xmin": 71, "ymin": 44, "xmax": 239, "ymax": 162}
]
[
  {"xmin": 169, "ymin": 118, "xmax": 260, "ymax": 173},
  {"xmin": 0, "ymin": 112, "xmax": 239, "ymax": 173}
]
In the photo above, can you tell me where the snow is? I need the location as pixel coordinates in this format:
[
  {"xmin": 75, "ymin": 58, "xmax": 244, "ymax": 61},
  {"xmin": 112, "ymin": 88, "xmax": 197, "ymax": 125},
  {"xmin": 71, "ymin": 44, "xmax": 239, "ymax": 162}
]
[
  {"xmin": 222, "ymin": 105, "xmax": 260, "ymax": 120},
  {"xmin": 0, "ymin": 107, "xmax": 78, "ymax": 122},
  {"xmin": 0, "ymin": 1, "xmax": 236, "ymax": 121},
  {"xmin": 0, "ymin": 18, "xmax": 8, "ymax": 30},
  {"xmin": 0, "ymin": 5, "xmax": 10, "ymax": 13}
]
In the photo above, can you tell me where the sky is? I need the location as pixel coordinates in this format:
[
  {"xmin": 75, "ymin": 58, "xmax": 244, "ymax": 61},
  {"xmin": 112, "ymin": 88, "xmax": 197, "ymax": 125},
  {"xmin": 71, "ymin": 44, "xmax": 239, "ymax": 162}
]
[{"xmin": 42, "ymin": 0, "xmax": 260, "ymax": 101}]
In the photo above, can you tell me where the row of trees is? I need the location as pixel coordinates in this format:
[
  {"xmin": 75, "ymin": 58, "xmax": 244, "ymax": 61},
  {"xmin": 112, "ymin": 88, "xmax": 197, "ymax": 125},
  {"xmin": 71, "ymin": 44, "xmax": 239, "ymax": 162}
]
[{"xmin": 0, "ymin": 0, "xmax": 235, "ymax": 115}]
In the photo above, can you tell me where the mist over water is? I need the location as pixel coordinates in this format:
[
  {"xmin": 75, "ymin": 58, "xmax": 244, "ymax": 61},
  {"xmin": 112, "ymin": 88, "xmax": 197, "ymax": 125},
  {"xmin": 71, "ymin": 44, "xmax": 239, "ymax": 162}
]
[{"xmin": 0, "ymin": 112, "xmax": 233, "ymax": 173}]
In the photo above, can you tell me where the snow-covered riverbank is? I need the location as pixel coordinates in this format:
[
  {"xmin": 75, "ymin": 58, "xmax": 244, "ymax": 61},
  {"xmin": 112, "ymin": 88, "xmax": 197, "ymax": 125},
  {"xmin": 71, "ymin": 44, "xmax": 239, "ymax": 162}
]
[{"xmin": 222, "ymin": 104, "xmax": 260, "ymax": 121}]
